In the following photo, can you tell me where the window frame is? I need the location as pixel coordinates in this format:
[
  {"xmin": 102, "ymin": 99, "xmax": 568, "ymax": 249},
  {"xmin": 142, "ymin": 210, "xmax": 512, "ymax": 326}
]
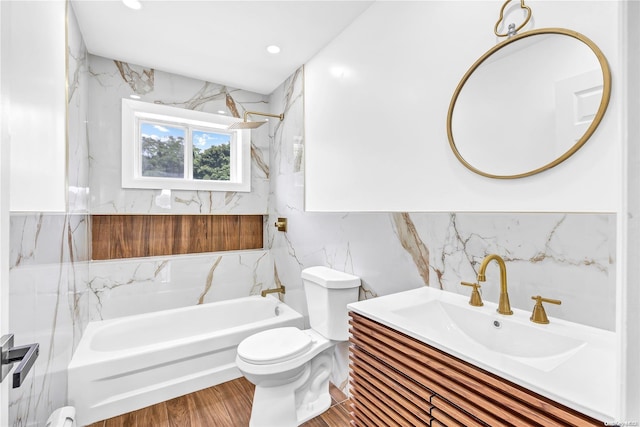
[{"xmin": 122, "ymin": 98, "xmax": 251, "ymax": 192}]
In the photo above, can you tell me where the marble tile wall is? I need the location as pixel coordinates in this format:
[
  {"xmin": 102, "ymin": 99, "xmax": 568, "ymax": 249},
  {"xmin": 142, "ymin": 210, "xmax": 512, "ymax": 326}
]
[
  {"xmin": 67, "ymin": 7, "xmax": 90, "ymax": 215},
  {"xmin": 87, "ymin": 250, "xmax": 272, "ymax": 321},
  {"xmin": 87, "ymin": 54, "xmax": 270, "ymax": 215},
  {"xmin": 81, "ymin": 50, "xmax": 277, "ymax": 320},
  {"xmin": 9, "ymin": 214, "xmax": 89, "ymax": 427},
  {"xmin": 267, "ymin": 67, "xmax": 616, "ymax": 392},
  {"xmin": 81, "ymin": 51, "xmax": 276, "ymax": 349},
  {"xmin": 8, "ymin": 222, "xmax": 272, "ymax": 427}
]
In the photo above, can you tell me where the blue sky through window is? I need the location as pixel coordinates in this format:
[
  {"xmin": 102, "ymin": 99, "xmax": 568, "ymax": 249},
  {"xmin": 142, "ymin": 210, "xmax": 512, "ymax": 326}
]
[
  {"xmin": 193, "ymin": 130, "xmax": 231, "ymax": 151},
  {"xmin": 140, "ymin": 122, "xmax": 231, "ymax": 150},
  {"xmin": 141, "ymin": 122, "xmax": 185, "ymax": 140}
]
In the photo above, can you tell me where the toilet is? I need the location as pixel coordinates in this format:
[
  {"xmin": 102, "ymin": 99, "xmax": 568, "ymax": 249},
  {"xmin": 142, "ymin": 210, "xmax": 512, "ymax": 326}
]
[{"xmin": 236, "ymin": 266, "xmax": 360, "ymax": 427}]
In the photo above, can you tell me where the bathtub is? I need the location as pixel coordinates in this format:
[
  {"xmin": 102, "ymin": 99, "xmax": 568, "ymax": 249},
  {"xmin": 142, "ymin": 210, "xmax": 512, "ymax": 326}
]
[{"xmin": 68, "ymin": 295, "xmax": 304, "ymax": 426}]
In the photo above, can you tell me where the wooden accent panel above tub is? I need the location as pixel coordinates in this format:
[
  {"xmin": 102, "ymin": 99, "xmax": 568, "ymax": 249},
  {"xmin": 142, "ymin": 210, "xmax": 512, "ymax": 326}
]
[{"xmin": 92, "ymin": 215, "xmax": 264, "ymax": 260}]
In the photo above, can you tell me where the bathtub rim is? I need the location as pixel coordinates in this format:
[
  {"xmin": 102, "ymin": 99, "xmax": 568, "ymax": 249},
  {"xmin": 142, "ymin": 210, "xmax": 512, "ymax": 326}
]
[{"xmin": 69, "ymin": 295, "xmax": 301, "ymax": 369}]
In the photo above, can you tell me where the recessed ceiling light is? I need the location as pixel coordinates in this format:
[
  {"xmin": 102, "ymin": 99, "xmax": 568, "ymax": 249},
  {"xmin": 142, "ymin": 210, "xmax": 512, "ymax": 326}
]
[
  {"xmin": 266, "ymin": 45, "xmax": 281, "ymax": 54},
  {"xmin": 122, "ymin": 0, "xmax": 142, "ymax": 10}
]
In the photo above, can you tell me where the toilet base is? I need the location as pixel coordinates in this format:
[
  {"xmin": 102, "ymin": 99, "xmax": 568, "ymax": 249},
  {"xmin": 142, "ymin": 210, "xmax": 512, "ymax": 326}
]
[{"xmin": 248, "ymin": 348, "xmax": 333, "ymax": 427}]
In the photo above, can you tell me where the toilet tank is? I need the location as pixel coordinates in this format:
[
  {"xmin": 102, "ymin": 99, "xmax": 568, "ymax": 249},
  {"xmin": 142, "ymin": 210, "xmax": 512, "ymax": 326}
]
[{"xmin": 301, "ymin": 266, "xmax": 361, "ymax": 341}]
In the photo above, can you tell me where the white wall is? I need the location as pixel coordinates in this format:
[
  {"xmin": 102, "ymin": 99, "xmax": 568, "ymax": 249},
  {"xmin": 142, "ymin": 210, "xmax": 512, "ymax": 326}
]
[
  {"xmin": 0, "ymin": 2, "xmax": 9, "ymax": 425},
  {"xmin": 620, "ymin": 0, "xmax": 640, "ymax": 419},
  {"xmin": 7, "ymin": 1, "xmax": 67, "ymax": 212},
  {"xmin": 304, "ymin": 1, "xmax": 621, "ymax": 212}
]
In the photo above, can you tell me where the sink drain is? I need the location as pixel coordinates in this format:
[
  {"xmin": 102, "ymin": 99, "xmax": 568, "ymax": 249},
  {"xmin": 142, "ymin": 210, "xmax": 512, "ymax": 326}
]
[{"xmin": 493, "ymin": 320, "xmax": 502, "ymax": 329}]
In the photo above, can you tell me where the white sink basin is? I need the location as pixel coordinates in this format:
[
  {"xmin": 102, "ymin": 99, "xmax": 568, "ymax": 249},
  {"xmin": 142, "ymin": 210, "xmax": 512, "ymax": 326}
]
[
  {"xmin": 392, "ymin": 299, "xmax": 586, "ymax": 370},
  {"xmin": 348, "ymin": 286, "xmax": 616, "ymax": 422}
]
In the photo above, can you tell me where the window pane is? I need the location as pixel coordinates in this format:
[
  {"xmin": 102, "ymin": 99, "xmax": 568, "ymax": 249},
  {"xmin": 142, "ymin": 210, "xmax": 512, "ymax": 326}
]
[
  {"xmin": 192, "ymin": 130, "xmax": 231, "ymax": 181},
  {"xmin": 140, "ymin": 122, "xmax": 185, "ymax": 178}
]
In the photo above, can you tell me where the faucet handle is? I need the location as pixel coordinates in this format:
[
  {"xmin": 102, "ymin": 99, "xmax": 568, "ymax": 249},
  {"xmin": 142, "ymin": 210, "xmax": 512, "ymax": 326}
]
[
  {"xmin": 461, "ymin": 282, "xmax": 484, "ymax": 307},
  {"xmin": 530, "ymin": 295, "xmax": 562, "ymax": 324}
]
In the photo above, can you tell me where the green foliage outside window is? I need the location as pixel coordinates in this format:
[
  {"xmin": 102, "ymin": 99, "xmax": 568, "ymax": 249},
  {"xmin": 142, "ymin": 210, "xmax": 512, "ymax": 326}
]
[
  {"xmin": 142, "ymin": 136, "xmax": 185, "ymax": 178},
  {"xmin": 140, "ymin": 135, "xmax": 231, "ymax": 181},
  {"xmin": 193, "ymin": 143, "xmax": 231, "ymax": 181}
]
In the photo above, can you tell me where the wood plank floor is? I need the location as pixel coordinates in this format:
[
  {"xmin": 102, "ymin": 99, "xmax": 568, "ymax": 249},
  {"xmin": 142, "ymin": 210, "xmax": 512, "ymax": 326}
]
[{"xmin": 86, "ymin": 377, "xmax": 351, "ymax": 427}]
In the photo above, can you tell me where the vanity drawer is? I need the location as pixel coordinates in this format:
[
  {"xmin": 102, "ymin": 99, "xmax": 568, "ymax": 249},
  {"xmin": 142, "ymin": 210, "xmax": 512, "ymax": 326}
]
[{"xmin": 348, "ymin": 312, "xmax": 601, "ymax": 427}]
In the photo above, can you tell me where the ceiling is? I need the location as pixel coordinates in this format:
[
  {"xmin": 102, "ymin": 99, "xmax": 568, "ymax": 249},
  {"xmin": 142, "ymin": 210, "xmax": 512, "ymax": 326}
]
[{"xmin": 71, "ymin": 0, "xmax": 374, "ymax": 95}]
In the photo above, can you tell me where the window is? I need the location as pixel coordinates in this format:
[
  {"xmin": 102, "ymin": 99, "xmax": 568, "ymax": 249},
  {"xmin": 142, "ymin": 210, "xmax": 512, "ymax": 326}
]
[{"xmin": 122, "ymin": 99, "xmax": 251, "ymax": 192}]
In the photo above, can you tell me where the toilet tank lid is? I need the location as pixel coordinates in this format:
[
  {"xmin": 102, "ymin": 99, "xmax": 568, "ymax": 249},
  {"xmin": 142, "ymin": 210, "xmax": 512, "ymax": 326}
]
[{"xmin": 301, "ymin": 266, "xmax": 361, "ymax": 289}]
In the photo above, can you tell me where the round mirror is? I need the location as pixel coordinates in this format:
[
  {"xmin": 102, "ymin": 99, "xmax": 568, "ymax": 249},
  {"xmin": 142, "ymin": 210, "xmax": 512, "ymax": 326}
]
[{"xmin": 447, "ymin": 28, "xmax": 611, "ymax": 179}]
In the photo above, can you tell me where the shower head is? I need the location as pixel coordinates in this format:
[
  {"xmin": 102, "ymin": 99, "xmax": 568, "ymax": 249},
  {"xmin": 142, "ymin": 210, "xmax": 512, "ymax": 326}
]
[
  {"xmin": 227, "ymin": 120, "xmax": 269, "ymax": 130},
  {"xmin": 226, "ymin": 111, "xmax": 284, "ymax": 130}
]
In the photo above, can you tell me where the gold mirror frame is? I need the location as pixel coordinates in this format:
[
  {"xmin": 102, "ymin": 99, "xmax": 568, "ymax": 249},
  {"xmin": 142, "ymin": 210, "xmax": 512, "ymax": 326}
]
[{"xmin": 447, "ymin": 28, "xmax": 612, "ymax": 179}]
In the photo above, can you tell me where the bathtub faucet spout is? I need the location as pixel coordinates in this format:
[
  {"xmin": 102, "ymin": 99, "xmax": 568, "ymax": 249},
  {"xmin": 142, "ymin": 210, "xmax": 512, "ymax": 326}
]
[{"xmin": 261, "ymin": 286, "xmax": 286, "ymax": 297}]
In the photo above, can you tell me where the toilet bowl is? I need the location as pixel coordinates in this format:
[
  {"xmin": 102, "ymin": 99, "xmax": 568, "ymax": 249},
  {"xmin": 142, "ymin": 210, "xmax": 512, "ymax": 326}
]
[
  {"xmin": 236, "ymin": 266, "xmax": 360, "ymax": 427},
  {"xmin": 237, "ymin": 328, "xmax": 335, "ymax": 426}
]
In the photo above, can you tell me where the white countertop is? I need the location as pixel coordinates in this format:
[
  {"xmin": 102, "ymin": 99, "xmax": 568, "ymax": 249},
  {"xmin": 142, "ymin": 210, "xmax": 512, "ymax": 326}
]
[{"xmin": 348, "ymin": 287, "xmax": 616, "ymax": 422}]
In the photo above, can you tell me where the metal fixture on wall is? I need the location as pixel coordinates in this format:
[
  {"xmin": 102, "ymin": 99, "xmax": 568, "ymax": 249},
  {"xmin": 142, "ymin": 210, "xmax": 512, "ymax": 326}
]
[
  {"xmin": 494, "ymin": 0, "xmax": 532, "ymax": 37},
  {"xmin": 227, "ymin": 110, "xmax": 284, "ymax": 130},
  {"xmin": 261, "ymin": 286, "xmax": 286, "ymax": 297},
  {"xmin": 274, "ymin": 217, "xmax": 287, "ymax": 232},
  {"xmin": 1, "ymin": 334, "xmax": 39, "ymax": 388}
]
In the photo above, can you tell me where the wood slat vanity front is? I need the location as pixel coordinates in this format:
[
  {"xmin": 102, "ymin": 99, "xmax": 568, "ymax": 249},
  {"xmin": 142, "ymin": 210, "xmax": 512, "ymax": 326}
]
[{"xmin": 348, "ymin": 312, "xmax": 602, "ymax": 427}]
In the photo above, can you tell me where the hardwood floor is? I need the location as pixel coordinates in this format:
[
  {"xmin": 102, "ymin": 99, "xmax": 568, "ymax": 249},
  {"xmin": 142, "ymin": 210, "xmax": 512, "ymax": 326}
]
[{"xmin": 86, "ymin": 377, "xmax": 351, "ymax": 427}]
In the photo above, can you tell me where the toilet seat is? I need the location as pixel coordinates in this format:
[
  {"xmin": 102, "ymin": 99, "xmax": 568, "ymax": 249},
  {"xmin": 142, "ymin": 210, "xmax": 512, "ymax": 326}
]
[{"xmin": 237, "ymin": 327, "xmax": 312, "ymax": 365}]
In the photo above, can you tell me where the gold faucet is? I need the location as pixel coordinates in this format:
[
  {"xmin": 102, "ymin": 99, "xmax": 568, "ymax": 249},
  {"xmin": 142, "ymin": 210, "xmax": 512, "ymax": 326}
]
[
  {"xmin": 261, "ymin": 285, "xmax": 286, "ymax": 297},
  {"xmin": 460, "ymin": 282, "xmax": 484, "ymax": 307},
  {"xmin": 530, "ymin": 295, "xmax": 562, "ymax": 324},
  {"xmin": 477, "ymin": 254, "xmax": 513, "ymax": 315}
]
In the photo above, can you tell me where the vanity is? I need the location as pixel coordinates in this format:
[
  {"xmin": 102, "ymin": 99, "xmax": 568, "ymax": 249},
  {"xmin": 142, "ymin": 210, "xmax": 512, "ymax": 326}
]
[{"xmin": 347, "ymin": 287, "xmax": 615, "ymax": 426}]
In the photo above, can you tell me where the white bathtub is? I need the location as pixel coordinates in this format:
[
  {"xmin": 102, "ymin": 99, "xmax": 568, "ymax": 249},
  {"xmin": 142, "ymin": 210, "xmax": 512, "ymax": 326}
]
[{"xmin": 68, "ymin": 296, "xmax": 303, "ymax": 426}]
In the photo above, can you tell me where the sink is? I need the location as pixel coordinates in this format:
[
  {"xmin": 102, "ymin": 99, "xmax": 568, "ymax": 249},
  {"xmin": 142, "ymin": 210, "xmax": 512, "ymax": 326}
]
[
  {"xmin": 391, "ymin": 300, "xmax": 586, "ymax": 371},
  {"xmin": 347, "ymin": 286, "xmax": 616, "ymax": 421}
]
